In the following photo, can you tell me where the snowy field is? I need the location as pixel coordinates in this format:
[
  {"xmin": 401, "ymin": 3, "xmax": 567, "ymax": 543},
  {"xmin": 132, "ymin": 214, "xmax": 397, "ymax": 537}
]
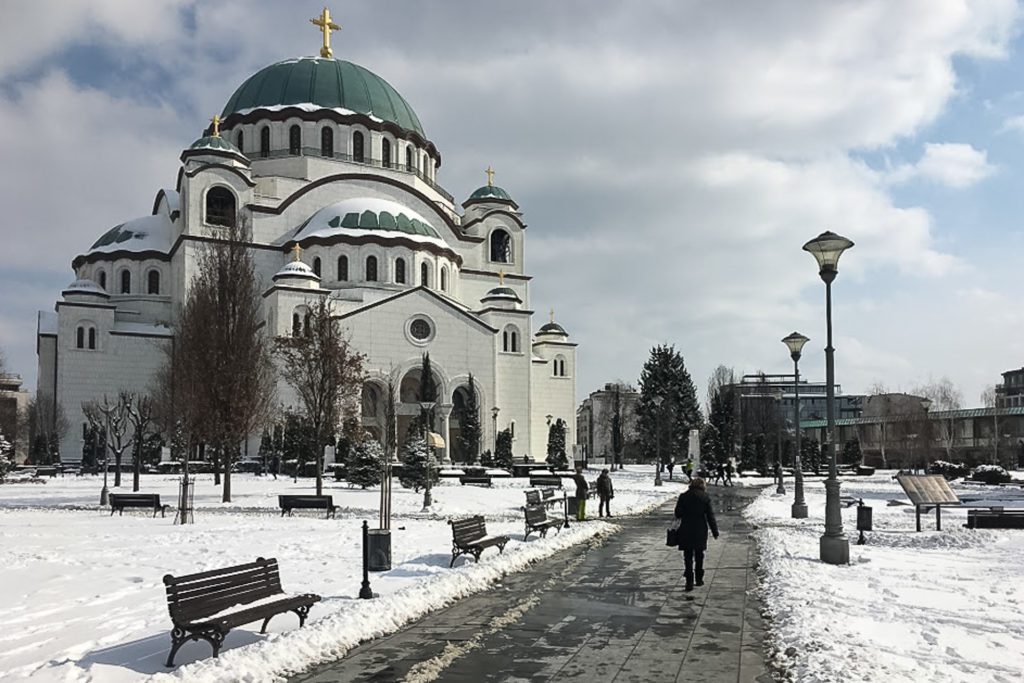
[
  {"xmin": 746, "ymin": 471, "xmax": 1024, "ymax": 683},
  {"xmin": 0, "ymin": 466, "xmax": 679, "ymax": 682}
]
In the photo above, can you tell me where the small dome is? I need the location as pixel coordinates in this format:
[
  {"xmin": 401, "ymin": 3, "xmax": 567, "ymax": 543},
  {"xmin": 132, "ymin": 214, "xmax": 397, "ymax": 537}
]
[
  {"xmin": 87, "ymin": 214, "xmax": 173, "ymax": 256},
  {"xmin": 538, "ymin": 321, "xmax": 568, "ymax": 336},
  {"xmin": 221, "ymin": 57, "xmax": 425, "ymax": 137},
  {"xmin": 188, "ymin": 135, "xmax": 244, "ymax": 155},
  {"xmin": 481, "ymin": 286, "xmax": 521, "ymax": 303},
  {"xmin": 273, "ymin": 260, "xmax": 320, "ymax": 283},
  {"xmin": 291, "ymin": 198, "xmax": 444, "ymax": 243},
  {"xmin": 468, "ymin": 185, "xmax": 513, "ymax": 202},
  {"xmin": 62, "ymin": 278, "xmax": 110, "ymax": 299}
]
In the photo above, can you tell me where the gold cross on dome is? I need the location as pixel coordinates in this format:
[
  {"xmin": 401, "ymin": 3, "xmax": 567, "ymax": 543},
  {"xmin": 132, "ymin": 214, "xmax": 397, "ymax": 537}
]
[
  {"xmin": 291, "ymin": 243, "xmax": 302, "ymax": 262},
  {"xmin": 210, "ymin": 114, "xmax": 221, "ymax": 137},
  {"xmin": 310, "ymin": 7, "xmax": 341, "ymax": 58},
  {"xmin": 550, "ymin": 308, "xmax": 555, "ymax": 324},
  {"xmin": 497, "ymin": 269, "xmax": 505, "ymax": 285},
  {"xmin": 485, "ymin": 165, "xmax": 495, "ymax": 187}
]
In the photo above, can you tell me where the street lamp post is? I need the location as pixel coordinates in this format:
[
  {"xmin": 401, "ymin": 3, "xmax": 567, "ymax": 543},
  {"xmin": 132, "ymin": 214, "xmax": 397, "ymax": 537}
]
[
  {"xmin": 920, "ymin": 398, "xmax": 932, "ymax": 472},
  {"xmin": 99, "ymin": 415, "xmax": 110, "ymax": 506},
  {"xmin": 491, "ymin": 406, "xmax": 500, "ymax": 455},
  {"xmin": 803, "ymin": 230, "xmax": 854, "ymax": 565},
  {"xmin": 652, "ymin": 395, "xmax": 664, "ymax": 487},
  {"xmin": 420, "ymin": 401, "xmax": 436, "ymax": 509},
  {"xmin": 782, "ymin": 332, "xmax": 810, "ymax": 518},
  {"xmin": 774, "ymin": 391, "xmax": 785, "ymax": 494}
]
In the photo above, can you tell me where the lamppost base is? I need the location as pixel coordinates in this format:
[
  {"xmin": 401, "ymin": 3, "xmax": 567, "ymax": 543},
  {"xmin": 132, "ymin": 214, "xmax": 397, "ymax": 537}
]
[
  {"xmin": 423, "ymin": 491, "xmax": 432, "ymax": 509},
  {"xmin": 654, "ymin": 479, "xmax": 663, "ymax": 487},
  {"xmin": 100, "ymin": 486, "xmax": 109, "ymax": 507},
  {"xmin": 791, "ymin": 502, "xmax": 808, "ymax": 519},
  {"xmin": 819, "ymin": 533, "xmax": 850, "ymax": 565},
  {"xmin": 776, "ymin": 484, "xmax": 786, "ymax": 495}
]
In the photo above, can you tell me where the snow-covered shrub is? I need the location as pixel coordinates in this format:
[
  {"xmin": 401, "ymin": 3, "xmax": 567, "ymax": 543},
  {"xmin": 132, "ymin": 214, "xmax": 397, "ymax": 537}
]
[
  {"xmin": 0, "ymin": 430, "xmax": 13, "ymax": 482},
  {"xmin": 971, "ymin": 465, "xmax": 1011, "ymax": 485},
  {"xmin": 347, "ymin": 439, "xmax": 383, "ymax": 489},
  {"xmin": 929, "ymin": 460, "xmax": 970, "ymax": 480},
  {"xmin": 399, "ymin": 437, "xmax": 437, "ymax": 492}
]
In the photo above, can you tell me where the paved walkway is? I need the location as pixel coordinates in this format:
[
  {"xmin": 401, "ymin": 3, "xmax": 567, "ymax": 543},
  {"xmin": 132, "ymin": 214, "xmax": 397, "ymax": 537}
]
[{"xmin": 292, "ymin": 486, "xmax": 770, "ymax": 683}]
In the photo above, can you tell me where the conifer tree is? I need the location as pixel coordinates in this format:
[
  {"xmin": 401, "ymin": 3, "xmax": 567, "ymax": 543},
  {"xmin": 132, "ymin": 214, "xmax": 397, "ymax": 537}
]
[
  {"xmin": 637, "ymin": 345, "xmax": 703, "ymax": 468},
  {"xmin": 494, "ymin": 428, "xmax": 514, "ymax": 469},
  {"xmin": 0, "ymin": 429, "xmax": 13, "ymax": 482},
  {"xmin": 457, "ymin": 374, "xmax": 482, "ymax": 465},
  {"xmin": 418, "ymin": 353, "xmax": 437, "ymax": 433},
  {"xmin": 546, "ymin": 419, "xmax": 569, "ymax": 470},
  {"xmin": 399, "ymin": 436, "xmax": 436, "ymax": 491},
  {"xmin": 480, "ymin": 449, "xmax": 494, "ymax": 467},
  {"xmin": 348, "ymin": 438, "xmax": 384, "ymax": 489}
]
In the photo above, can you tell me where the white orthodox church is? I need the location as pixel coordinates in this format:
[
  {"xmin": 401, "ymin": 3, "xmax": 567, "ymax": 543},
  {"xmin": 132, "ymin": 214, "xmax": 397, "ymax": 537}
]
[{"xmin": 36, "ymin": 11, "xmax": 577, "ymax": 464}]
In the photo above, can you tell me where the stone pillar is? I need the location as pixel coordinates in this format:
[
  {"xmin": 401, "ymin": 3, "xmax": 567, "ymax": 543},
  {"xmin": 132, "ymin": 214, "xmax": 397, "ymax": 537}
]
[{"xmin": 438, "ymin": 403, "xmax": 453, "ymax": 464}]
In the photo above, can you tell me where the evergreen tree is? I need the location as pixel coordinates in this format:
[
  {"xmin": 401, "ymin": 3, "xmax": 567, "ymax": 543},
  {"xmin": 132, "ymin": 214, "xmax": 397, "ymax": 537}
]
[
  {"xmin": 611, "ymin": 385, "xmax": 624, "ymax": 470},
  {"xmin": 283, "ymin": 411, "xmax": 315, "ymax": 479},
  {"xmin": 842, "ymin": 438, "xmax": 862, "ymax": 466},
  {"xmin": 258, "ymin": 430, "xmax": 273, "ymax": 474},
  {"xmin": 546, "ymin": 419, "xmax": 569, "ymax": 470},
  {"xmin": 0, "ymin": 429, "xmax": 13, "ymax": 482},
  {"xmin": 494, "ymin": 428, "xmax": 514, "ymax": 470},
  {"xmin": 637, "ymin": 345, "xmax": 702, "ymax": 467},
  {"xmin": 457, "ymin": 374, "xmax": 482, "ymax": 465},
  {"xmin": 480, "ymin": 449, "xmax": 494, "ymax": 467},
  {"xmin": 801, "ymin": 436, "xmax": 820, "ymax": 474},
  {"xmin": 418, "ymin": 353, "xmax": 437, "ymax": 433},
  {"xmin": 706, "ymin": 366, "xmax": 737, "ymax": 462},
  {"xmin": 700, "ymin": 422, "xmax": 721, "ymax": 468},
  {"xmin": 399, "ymin": 436, "xmax": 436, "ymax": 491},
  {"xmin": 348, "ymin": 438, "xmax": 384, "ymax": 489}
]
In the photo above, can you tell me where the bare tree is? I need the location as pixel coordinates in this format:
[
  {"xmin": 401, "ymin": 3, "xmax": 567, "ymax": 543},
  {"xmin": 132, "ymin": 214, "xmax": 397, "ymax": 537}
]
[
  {"xmin": 864, "ymin": 382, "xmax": 894, "ymax": 468},
  {"xmin": 274, "ymin": 298, "xmax": 365, "ymax": 496},
  {"xmin": 21, "ymin": 393, "xmax": 70, "ymax": 465},
  {"xmin": 128, "ymin": 395, "xmax": 154, "ymax": 492},
  {"xmin": 90, "ymin": 392, "xmax": 135, "ymax": 488},
  {"xmin": 915, "ymin": 377, "xmax": 963, "ymax": 461}
]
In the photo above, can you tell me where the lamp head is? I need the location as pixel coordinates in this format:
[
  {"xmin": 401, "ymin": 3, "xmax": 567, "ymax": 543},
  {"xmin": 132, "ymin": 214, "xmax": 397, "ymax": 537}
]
[
  {"xmin": 651, "ymin": 395, "xmax": 664, "ymax": 407},
  {"xmin": 782, "ymin": 331, "xmax": 810, "ymax": 361},
  {"xmin": 803, "ymin": 231, "xmax": 854, "ymax": 283},
  {"xmin": 491, "ymin": 406, "xmax": 500, "ymax": 417}
]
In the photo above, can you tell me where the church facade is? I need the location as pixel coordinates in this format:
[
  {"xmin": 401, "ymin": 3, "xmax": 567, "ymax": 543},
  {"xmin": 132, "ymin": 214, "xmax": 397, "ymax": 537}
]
[{"xmin": 36, "ymin": 21, "xmax": 577, "ymax": 464}]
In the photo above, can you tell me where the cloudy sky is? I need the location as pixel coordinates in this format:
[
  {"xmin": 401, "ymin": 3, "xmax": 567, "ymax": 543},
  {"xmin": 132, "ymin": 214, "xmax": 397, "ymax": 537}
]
[{"xmin": 1, "ymin": 0, "xmax": 1023, "ymax": 407}]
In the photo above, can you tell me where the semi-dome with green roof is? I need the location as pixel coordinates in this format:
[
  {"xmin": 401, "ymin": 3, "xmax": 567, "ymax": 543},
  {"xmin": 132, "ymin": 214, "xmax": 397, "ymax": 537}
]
[
  {"xmin": 221, "ymin": 57, "xmax": 424, "ymax": 137},
  {"xmin": 188, "ymin": 135, "xmax": 244, "ymax": 154}
]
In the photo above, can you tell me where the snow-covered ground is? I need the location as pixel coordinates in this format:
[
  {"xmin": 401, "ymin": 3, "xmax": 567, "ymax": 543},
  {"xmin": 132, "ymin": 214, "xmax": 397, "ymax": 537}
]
[
  {"xmin": 745, "ymin": 471, "xmax": 1024, "ymax": 683},
  {"xmin": 0, "ymin": 466, "xmax": 679, "ymax": 682}
]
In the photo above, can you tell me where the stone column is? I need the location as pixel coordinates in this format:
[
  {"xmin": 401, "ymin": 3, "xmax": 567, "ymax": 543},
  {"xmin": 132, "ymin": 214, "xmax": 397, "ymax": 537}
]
[{"xmin": 438, "ymin": 403, "xmax": 454, "ymax": 464}]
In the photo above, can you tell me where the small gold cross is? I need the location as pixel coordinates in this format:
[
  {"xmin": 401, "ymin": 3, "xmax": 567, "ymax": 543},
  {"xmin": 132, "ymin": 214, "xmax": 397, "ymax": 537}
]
[
  {"xmin": 497, "ymin": 269, "xmax": 505, "ymax": 285},
  {"xmin": 550, "ymin": 308, "xmax": 555, "ymax": 324},
  {"xmin": 485, "ymin": 165, "xmax": 495, "ymax": 186},
  {"xmin": 211, "ymin": 114, "xmax": 221, "ymax": 137},
  {"xmin": 310, "ymin": 7, "xmax": 341, "ymax": 58}
]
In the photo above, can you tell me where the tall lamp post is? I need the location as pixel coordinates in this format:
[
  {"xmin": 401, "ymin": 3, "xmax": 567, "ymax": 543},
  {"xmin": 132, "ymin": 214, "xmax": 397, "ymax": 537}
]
[
  {"xmin": 783, "ymin": 332, "xmax": 810, "ymax": 518},
  {"xmin": 803, "ymin": 230, "xmax": 854, "ymax": 565},
  {"xmin": 920, "ymin": 397, "xmax": 932, "ymax": 472},
  {"xmin": 420, "ymin": 401, "xmax": 436, "ymax": 509},
  {"xmin": 774, "ymin": 391, "xmax": 785, "ymax": 494},
  {"xmin": 652, "ymin": 395, "xmax": 664, "ymax": 487},
  {"xmin": 491, "ymin": 406, "xmax": 500, "ymax": 455}
]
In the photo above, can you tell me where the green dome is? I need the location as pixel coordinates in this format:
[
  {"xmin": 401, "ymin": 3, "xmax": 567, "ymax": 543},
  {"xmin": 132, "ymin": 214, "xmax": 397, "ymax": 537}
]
[
  {"xmin": 221, "ymin": 57, "xmax": 424, "ymax": 137},
  {"xmin": 468, "ymin": 185, "xmax": 513, "ymax": 202},
  {"xmin": 188, "ymin": 135, "xmax": 243, "ymax": 154}
]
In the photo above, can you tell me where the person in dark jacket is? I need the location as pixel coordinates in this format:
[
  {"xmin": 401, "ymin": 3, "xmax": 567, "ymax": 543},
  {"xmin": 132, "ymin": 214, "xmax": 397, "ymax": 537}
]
[
  {"xmin": 674, "ymin": 477, "xmax": 719, "ymax": 591},
  {"xmin": 571, "ymin": 467, "xmax": 589, "ymax": 521},
  {"xmin": 596, "ymin": 468, "xmax": 614, "ymax": 517}
]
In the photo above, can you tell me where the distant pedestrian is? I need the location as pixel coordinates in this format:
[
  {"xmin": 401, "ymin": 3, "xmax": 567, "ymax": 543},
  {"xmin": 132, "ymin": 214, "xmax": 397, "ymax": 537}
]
[
  {"xmin": 667, "ymin": 460, "xmax": 675, "ymax": 480},
  {"xmin": 685, "ymin": 457, "xmax": 694, "ymax": 481},
  {"xmin": 724, "ymin": 458, "xmax": 734, "ymax": 486},
  {"xmin": 571, "ymin": 466, "xmax": 589, "ymax": 521},
  {"xmin": 674, "ymin": 477, "xmax": 719, "ymax": 592},
  {"xmin": 596, "ymin": 468, "xmax": 614, "ymax": 517},
  {"xmin": 270, "ymin": 453, "xmax": 280, "ymax": 480},
  {"xmin": 712, "ymin": 462, "xmax": 724, "ymax": 486}
]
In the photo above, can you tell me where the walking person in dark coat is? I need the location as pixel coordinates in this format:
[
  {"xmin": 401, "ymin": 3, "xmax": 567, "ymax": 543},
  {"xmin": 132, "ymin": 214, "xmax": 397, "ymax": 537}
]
[
  {"xmin": 571, "ymin": 467, "xmax": 590, "ymax": 521},
  {"xmin": 674, "ymin": 477, "xmax": 719, "ymax": 592},
  {"xmin": 596, "ymin": 468, "xmax": 614, "ymax": 517}
]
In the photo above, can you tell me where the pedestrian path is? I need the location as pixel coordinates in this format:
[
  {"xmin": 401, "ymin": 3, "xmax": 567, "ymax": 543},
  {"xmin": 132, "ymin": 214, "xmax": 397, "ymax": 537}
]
[{"xmin": 292, "ymin": 485, "xmax": 770, "ymax": 683}]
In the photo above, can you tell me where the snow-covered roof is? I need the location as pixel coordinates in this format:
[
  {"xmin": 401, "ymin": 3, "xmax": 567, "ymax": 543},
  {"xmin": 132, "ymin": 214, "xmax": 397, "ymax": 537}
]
[
  {"xmin": 156, "ymin": 189, "xmax": 180, "ymax": 217},
  {"xmin": 86, "ymin": 213, "xmax": 173, "ymax": 257},
  {"xmin": 37, "ymin": 311, "xmax": 57, "ymax": 335},
  {"xmin": 62, "ymin": 279, "xmax": 109, "ymax": 298},
  {"xmin": 111, "ymin": 321, "xmax": 173, "ymax": 337},
  {"xmin": 290, "ymin": 197, "xmax": 447, "ymax": 248},
  {"xmin": 273, "ymin": 260, "xmax": 320, "ymax": 282}
]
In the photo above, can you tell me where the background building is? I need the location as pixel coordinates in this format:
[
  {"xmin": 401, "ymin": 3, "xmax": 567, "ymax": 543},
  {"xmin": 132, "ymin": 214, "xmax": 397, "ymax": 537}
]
[{"xmin": 577, "ymin": 383, "xmax": 640, "ymax": 466}]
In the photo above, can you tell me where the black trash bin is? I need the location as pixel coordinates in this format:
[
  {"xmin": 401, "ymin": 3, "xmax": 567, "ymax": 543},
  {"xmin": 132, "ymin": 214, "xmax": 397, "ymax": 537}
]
[
  {"xmin": 856, "ymin": 504, "xmax": 872, "ymax": 545},
  {"xmin": 367, "ymin": 528, "xmax": 392, "ymax": 571}
]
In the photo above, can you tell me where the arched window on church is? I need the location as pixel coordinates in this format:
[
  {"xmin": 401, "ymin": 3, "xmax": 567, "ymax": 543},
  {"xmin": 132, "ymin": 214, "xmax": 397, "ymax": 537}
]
[
  {"xmin": 553, "ymin": 355, "xmax": 568, "ymax": 377},
  {"xmin": 406, "ymin": 146, "xmax": 414, "ymax": 172},
  {"xmin": 420, "ymin": 262, "xmax": 429, "ymax": 288},
  {"xmin": 97, "ymin": 270, "xmax": 107, "ymax": 291},
  {"xmin": 321, "ymin": 127, "xmax": 334, "ymax": 157},
  {"xmin": 76, "ymin": 326, "xmax": 85, "ymax": 349},
  {"xmin": 289, "ymin": 125, "xmax": 301, "ymax": 155},
  {"xmin": 440, "ymin": 266, "xmax": 448, "ymax": 292},
  {"xmin": 312, "ymin": 257, "xmax": 321, "ymax": 277},
  {"xmin": 205, "ymin": 187, "xmax": 236, "ymax": 227},
  {"xmin": 353, "ymin": 131, "xmax": 365, "ymax": 163},
  {"xmin": 292, "ymin": 312, "xmax": 301, "ymax": 337},
  {"xmin": 337, "ymin": 255, "xmax": 348, "ymax": 281},
  {"xmin": 147, "ymin": 269, "xmax": 160, "ymax": 295},
  {"xmin": 490, "ymin": 229, "xmax": 512, "ymax": 263},
  {"xmin": 260, "ymin": 126, "xmax": 270, "ymax": 158},
  {"xmin": 365, "ymin": 255, "xmax": 378, "ymax": 281},
  {"xmin": 502, "ymin": 325, "xmax": 520, "ymax": 353},
  {"xmin": 88, "ymin": 327, "xmax": 96, "ymax": 350},
  {"xmin": 120, "ymin": 269, "xmax": 131, "ymax": 294},
  {"xmin": 382, "ymin": 138, "xmax": 391, "ymax": 167},
  {"xmin": 236, "ymin": 129, "xmax": 244, "ymax": 153},
  {"xmin": 395, "ymin": 257, "xmax": 406, "ymax": 284},
  {"xmin": 292, "ymin": 305, "xmax": 311, "ymax": 338},
  {"xmin": 423, "ymin": 152, "xmax": 430, "ymax": 179}
]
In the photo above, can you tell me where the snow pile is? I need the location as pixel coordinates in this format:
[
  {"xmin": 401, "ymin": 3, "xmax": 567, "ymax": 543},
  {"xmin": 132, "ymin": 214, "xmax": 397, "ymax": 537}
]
[
  {"xmin": 746, "ymin": 472, "xmax": 1024, "ymax": 682},
  {"xmin": 0, "ymin": 466, "xmax": 677, "ymax": 682}
]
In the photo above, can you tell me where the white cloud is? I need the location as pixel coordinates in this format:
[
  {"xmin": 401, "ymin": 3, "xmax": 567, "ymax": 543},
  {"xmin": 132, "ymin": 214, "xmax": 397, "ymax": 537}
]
[
  {"xmin": 886, "ymin": 143, "xmax": 996, "ymax": 188},
  {"xmin": 999, "ymin": 113, "xmax": 1024, "ymax": 133}
]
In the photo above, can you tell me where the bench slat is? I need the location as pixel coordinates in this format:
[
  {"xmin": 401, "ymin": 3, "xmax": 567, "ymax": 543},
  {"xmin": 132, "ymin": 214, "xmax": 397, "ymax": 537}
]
[
  {"xmin": 165, "ymin": 559, "xmax": 274, "ymax": 585},
  {"xmin": 170, "ymin": 575, "xmax": 282, "ymax": 614}
]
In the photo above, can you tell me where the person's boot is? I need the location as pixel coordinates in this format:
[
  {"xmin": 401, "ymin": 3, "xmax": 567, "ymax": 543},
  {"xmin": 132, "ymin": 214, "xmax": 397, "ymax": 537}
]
[
  {"xmin": 695, "ymin": 570, "xmax": 705, "ymax": 587},
  {"xmin": 684, "ymin": 572, "xmax": 694, "ymax": 592}
]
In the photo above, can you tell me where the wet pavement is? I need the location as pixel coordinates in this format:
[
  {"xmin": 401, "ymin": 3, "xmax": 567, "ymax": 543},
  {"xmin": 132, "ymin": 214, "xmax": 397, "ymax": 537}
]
[{"xmin": 291, "ymin": 485, "xmax": 770, "ymax": 683}]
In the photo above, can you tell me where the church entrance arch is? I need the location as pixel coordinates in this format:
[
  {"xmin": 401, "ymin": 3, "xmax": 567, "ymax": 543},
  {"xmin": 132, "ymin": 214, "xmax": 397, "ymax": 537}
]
[
  {"xmin": 397, "ymin": 366, "xmax": 444, "ymax": 451},
  {"xmin": 449, "ymin": 385, "xmax": 472, "ymax": 464},
  {"xmin": 361, "ymin": 381, "xmax": 385, "ymax": 444}
]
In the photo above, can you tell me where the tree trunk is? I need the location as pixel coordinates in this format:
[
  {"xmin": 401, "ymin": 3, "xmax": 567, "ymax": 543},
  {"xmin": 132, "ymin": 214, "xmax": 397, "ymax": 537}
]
[
  {"xmin": 223, "ymin": 464, "xmax": 232, "ymax": 502},
  {"xmin": 133, "ymin": 444, "xmax": 141, "ymax": 492},
  {"xmin": 315, "ymin": 449, "xmax": 323, "ymax": 496},
  {"xmin": 114, "ymin": 453, "xmax": 122, "ymax": 487},
  {"xmin": 213, "ymin": 448, "xmax": 221, "ymax": 486}
]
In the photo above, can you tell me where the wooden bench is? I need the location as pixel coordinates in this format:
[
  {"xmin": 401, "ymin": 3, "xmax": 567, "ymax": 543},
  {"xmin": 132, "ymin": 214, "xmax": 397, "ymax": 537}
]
[
  {"xmin": 278, "ymin": 494, "xmax": 338, "ymax": 519},
  {"xmin": 110, "ymin": 493, "xmax": 169, "ymax": 517},
  {"xmin": 448, "ymin": 515, "xmax": 510, "ymax": 567},
  {"xmin": 525, "ymin": 488, "xmax": 564, "ymax": 510},
  {"xmin": 459, "ymin": 475, "xmax": 493, "ymax": 487},
  {"xmin": 839, "ymin": 496, "xmax": 862, "ymax": 509},
  {"xmin": 522, "ymin": 505, "xmax": 564, "ymax": 540},
  {"xmin": 162, "ymin": 557, "xmax": 320, "ymax": 667},
  {"xmin": 966, "ymin": 509, "xmax": 1024, "ymax": 529},
  {"xmin": 529, "ymin": 475, "xmax": 562, "ymax": 488},
  {"xmin": 35, "ymin": 466, "xmax": 58, "ymax": 477}
]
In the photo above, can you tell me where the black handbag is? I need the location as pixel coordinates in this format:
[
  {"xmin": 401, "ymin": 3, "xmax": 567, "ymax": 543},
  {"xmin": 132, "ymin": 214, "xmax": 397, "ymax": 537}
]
[{"xmin": 666, "ymin": 527, "xmax": 680, "ymax": 547}]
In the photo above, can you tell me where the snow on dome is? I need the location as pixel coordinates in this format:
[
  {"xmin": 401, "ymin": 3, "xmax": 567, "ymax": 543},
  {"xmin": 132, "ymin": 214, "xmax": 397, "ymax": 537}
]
[
  {"xmin": 86, "ymin": 214, "xmax": 172, "ymax": 257},
  {"xmin": 537, "ymin": 321, "xmax": 568, "ymax": 336},
  {"xmin": 187, "ymin": 135, "xmax": 245, "ymax": 155},
  {"xmin": 62, "ymin": 278, "xmax": 110, "ymax": 298},
  {"xmin": 273, "ymin": 259, "xmax": 320, "ymax": 281},
  {"xmin": 291, "ymin": 198, "xmax": 446, "ymax": 246},
  {"xmin": 482, "ymin": 286, "xmax": 521, "ymax": 302}
]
